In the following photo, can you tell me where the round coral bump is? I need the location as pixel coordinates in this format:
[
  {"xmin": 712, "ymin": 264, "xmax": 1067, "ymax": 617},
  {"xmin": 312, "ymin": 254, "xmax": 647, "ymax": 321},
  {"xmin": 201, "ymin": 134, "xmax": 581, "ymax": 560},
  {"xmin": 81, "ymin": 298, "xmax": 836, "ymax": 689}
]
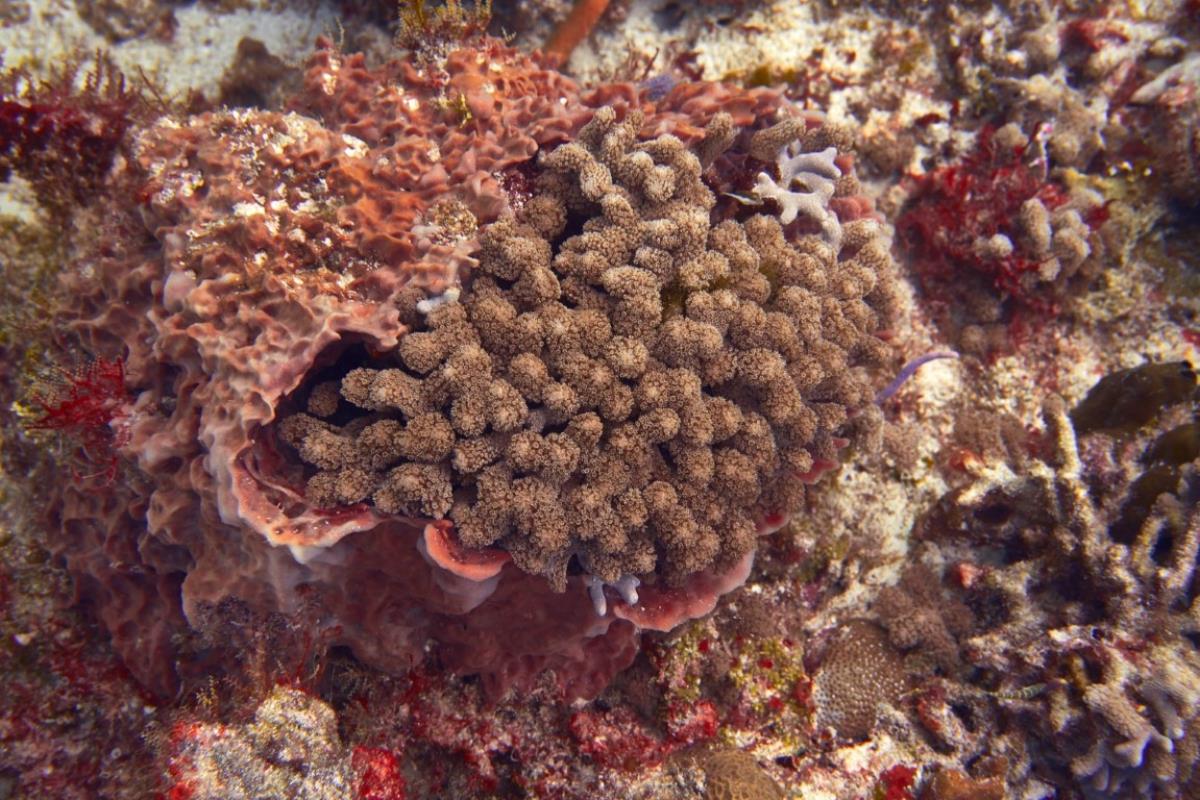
[
  {"xmin": 544, "ymin": 0, "xmax": 612, "ymax": 65},
  {"xmin": 423, "ymin": 521, "xmax": 511, "ymax": 582}
]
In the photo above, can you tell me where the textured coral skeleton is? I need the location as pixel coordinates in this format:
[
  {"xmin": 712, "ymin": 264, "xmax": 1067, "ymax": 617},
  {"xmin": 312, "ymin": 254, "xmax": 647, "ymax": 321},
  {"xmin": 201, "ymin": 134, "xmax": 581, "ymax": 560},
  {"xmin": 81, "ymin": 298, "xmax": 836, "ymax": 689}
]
[
  {"xmin": 276, "ymin": 107, "xmax": 896, "ymax": 591},
  {"xmin": 904, "ymin": 372, "xmax": 1200, "ymax": 798},
  {"xmin": 167, "ymin": 686, "xmax": 405, "ymax": 800}
]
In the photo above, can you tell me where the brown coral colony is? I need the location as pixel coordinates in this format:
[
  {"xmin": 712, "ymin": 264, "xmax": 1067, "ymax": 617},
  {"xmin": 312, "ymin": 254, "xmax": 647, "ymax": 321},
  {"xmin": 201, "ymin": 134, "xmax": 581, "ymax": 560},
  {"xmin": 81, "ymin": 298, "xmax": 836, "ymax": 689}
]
[{"xmin": 276, "ymin": 108, "xmax": 895, "ymax": 592}]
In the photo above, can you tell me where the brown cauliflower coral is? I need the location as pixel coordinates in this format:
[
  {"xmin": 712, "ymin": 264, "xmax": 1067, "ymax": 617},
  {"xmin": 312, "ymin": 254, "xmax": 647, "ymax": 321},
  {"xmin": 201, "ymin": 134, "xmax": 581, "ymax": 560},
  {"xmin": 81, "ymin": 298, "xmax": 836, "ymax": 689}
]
[{"xmin": 278, "ymin": 107, "xmax": 896, "ymax": 591}]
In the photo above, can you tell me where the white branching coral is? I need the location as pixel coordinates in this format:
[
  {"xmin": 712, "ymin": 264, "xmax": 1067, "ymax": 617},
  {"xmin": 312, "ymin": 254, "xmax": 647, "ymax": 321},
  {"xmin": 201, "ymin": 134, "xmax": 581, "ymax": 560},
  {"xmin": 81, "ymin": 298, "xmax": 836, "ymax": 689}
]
[
  {"xmin": 752, "ymin": 144, "xmax": 843, "ymax": 245},
  {"xmin": 586, "ymin": 574, "xmax": 641, "ymax": 616},
  {"xmin": 731, "ymin": 114, "xmax": 846, "ymax": 247}
]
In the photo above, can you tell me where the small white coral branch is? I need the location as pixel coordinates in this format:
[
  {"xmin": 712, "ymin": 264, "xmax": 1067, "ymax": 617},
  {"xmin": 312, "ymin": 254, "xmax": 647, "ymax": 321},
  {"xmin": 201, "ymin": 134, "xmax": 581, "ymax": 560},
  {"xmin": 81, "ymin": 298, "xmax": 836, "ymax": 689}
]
[
  {"xmin": 738, "ymin": 144, "xmax": 843, "ymax": 247},
  {"xmin": 586, "ymin": 574, "xmax": 641, "ymax": 616},
  {"xmin": 416, "ymin": 285, "xmax": 461, "ymax": 314}
]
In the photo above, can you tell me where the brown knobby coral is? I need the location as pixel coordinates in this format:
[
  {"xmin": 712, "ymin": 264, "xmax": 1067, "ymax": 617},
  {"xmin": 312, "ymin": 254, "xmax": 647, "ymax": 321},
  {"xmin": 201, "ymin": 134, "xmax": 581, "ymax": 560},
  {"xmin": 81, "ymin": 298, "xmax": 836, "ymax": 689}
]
[
  {"xmin": 696, "ymin": 748, "xmax": 785, "ymax": 800},
  {"xmin": 277, "ymin": 107, "xmax": 897, "ymax": 591},
  {"xmin": 812, "ymin": 619, "xmax": 908, "ymax": 741}
]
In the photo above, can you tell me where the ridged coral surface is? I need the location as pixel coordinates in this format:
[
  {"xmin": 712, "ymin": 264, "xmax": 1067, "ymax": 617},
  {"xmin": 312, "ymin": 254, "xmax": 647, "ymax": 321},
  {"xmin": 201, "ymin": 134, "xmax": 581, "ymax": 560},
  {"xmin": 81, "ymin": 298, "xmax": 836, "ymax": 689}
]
[{"xmin": 31, "ymin": 30, "xmax": 893, "ymax": 704}]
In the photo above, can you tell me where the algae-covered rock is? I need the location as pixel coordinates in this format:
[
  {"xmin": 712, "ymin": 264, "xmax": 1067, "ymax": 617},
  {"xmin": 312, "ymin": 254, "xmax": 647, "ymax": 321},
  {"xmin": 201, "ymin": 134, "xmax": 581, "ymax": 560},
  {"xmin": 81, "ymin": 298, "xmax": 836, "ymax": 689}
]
[{"xmin": 699, "ymin": 749, "xmax": 783, "ymax": 800}]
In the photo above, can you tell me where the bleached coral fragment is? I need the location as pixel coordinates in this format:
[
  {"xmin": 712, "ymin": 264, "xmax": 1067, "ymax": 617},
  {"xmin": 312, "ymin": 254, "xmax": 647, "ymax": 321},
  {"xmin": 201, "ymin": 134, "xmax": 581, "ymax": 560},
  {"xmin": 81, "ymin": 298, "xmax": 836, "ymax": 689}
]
[
  {"xmin": 746, "ymin": 142, "xmax": 843, "ymax": 246},
  {"xmin": 586, "ymin": 574, "xmax": 641, "ymax": 616},
  {"xmin": 416, "ymin": 285, "xmax": 461, "ymax": 314}
]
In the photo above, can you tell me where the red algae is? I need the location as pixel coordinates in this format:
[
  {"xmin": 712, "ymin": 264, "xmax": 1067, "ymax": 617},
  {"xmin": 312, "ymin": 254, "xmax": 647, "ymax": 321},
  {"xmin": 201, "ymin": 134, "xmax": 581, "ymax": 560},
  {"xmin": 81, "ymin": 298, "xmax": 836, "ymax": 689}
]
[
  {"xmin": 872, "ymin": 764, "xmax": 918, "ymax": 800},
  {"xmin": 352, "ymin": 747, "xmax": 407, "ymax": 800},
  {"xmin": 897, "ymin": 125, "xmax": 1070, "ymax": 315},
  {"xmin": 0, "ymin": 54, "xmax": 151, "ymax": 216},
  {"xmin": 26, "ymin": 357, "xmax": 130, "ymax": 483}
]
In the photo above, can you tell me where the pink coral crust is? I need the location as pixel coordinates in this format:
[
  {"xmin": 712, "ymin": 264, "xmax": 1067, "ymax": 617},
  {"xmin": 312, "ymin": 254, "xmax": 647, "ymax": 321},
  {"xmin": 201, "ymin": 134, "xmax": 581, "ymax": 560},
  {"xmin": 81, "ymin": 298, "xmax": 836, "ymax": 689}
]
[
  {"xmin": 43, "ymin": 34, "xmax": 888, "ymax": 701},
  {"xmin": 423, "ymin": 521, "xmax": 509, "ymax": 582}
]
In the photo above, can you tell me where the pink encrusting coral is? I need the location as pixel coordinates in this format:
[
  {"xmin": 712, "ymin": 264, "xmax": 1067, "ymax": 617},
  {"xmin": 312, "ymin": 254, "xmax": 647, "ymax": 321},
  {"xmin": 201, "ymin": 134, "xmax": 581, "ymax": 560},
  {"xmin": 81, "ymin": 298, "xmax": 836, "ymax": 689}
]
[{"xmin": 37, "ymin": 30, "xmax": 896, "ymax": 702}]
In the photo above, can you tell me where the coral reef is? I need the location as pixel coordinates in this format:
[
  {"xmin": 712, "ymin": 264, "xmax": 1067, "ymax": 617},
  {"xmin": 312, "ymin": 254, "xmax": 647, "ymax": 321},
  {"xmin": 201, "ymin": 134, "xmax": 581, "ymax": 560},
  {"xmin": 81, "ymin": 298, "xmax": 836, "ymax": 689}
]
[
  {"xmin": 166, "ymin": 686, "xmax": 404, "ymax": 800},
  {"xmin": 277, "ymin": 107, "xmax": 896, "ymax": 590},
  {"xmin": 917, "ymin": 765, "xmax": 1005, "ymax": 800},
  {"xmin": 909, "ymin": 366, "xmax": 1200, "ymax": 798},
  {"xmin": 75, "ymin": 0, "xmax": 175, "ymax": 42},
  {"xmin": 811, "ymin": 619, "xmax": 908, "ymax": 742},
  {"xmin": 2, "ymin": 0, "xmax": 1199, "ymax": 798},
  {"xmin": 694, "ymin": 748, "xmax": 784, "ymax": 800},
  {"xmin": 217, "ymin": 37, "xmax": 304, "ymax": 110},
  {"xmin": 5, "ymin": 19, "xmax": 895, "ymax": 711}
]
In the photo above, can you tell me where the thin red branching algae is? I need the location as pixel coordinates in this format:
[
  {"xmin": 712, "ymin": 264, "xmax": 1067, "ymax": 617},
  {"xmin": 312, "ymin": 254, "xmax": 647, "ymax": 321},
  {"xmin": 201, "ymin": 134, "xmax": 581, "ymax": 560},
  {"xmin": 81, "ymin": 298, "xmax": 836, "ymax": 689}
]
[
  {"xmin": 25, "ymin": 357, "xmax": 130, "ymax": 485},
  {"xmin": 0, "ymin": 604, "xmax": 162, "ymax": 799},
  {"xmin": 897, "ymin": 125, "xmax": 1068, "ymax": 314},
  {"xmin": 0, "ymin": 54, "xmax": 152, "ymax": 216},
  {"xmin": 567, "ymin": 697, "xmax": 718, "ymax": 772}
]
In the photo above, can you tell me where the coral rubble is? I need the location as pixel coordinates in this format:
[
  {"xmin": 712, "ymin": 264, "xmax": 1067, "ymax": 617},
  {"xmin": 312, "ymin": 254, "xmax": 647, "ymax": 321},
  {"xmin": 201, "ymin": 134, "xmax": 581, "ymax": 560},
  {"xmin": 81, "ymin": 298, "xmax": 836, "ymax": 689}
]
[{"xmin": 909, "ymin": 370, "xmax": 1200, "ymax": 798}]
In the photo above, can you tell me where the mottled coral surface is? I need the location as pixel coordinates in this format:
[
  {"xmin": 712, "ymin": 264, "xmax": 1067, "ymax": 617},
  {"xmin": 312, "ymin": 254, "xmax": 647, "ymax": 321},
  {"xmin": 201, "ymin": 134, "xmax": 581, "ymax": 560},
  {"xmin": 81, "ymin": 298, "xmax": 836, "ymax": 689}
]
[
  {"xmin": 3, "ymin": 0, "xmax": 1200, "ymax": 798},
  {"xmin": 6, "ymin": 0, "xmax": 893, "ymax": 719}
]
